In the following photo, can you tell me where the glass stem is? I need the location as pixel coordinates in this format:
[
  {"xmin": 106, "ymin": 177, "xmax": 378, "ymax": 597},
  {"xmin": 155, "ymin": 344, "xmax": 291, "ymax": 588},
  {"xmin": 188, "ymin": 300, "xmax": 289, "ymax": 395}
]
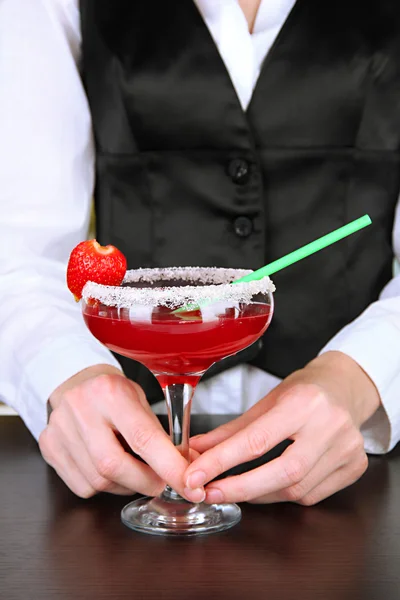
[
  {"xmin": 163, "ymin": 382, "xmax": 195, "ymax": 461},
  {"xmin": 160, "ymin": 380, "xmax": 198, "ymax": 502}
]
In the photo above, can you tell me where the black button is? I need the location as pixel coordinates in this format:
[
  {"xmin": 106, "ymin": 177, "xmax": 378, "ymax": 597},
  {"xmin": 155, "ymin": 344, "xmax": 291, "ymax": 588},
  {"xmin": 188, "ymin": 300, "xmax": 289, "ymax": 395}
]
[
  {"xmin": 234, "ymin": 216, "xmax": 253, "ymax": 238},
  {"xmin": 227, "ymin": 158, "xmax": 250, "ymax": 184}
]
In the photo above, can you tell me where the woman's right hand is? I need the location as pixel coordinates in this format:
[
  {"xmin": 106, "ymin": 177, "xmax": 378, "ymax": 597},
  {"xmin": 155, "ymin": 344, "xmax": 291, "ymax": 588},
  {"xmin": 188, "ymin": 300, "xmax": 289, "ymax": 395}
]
[{"xmin": 39, "ymin": 365, "xmax": 195, "ymax": 499}]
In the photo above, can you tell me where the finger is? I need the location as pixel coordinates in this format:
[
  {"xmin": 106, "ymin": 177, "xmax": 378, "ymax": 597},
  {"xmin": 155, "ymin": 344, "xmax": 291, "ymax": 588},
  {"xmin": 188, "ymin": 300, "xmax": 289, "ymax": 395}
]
[
  {"xmin": 55, "ymin": 452, "xmax": 134, "ymax": 496},
  {"xmin": 42, "ymin": 421, "xmax": 140, "ymax": 497},
  {"xmin": 202, "ymin": 434, "xmax": 331, "ymax": 504},
  {"xmin": 64, "ymin": 441, "xmax": 136, "ymax": 496},
  {"xmin": 295, "ymin": 455, "xmax": 368, "ymax": 506},
  {"xmin": 53, "ymin": 406, "xmax": 122, "ymax": 492},
  {"xmin": 88, "ymin": 426, "xmax": 166, "ymax": 497},
  {"xmin": 189, "ymin": 419, "xmax": 250, "ymax": 454},
  {"xmin": 59, "ymin": 406, "xmax": 162, "ymax": 497},
  {"xmin": 130, "ymin": 380, "xmax": 166, "ymax": 429},
  {"xmin": 104, "ymin": 389, "xmax": 190, "ymax": 495},
  {"xmin": 74, "ymin": 418, "xmax": 165, "ymax": 497},
  {"xmin": 53, "ymin": 463, "xmax": 95, "ymax": 498},
  {"xmin": 249, "ymin": 431, "xmax": 366, "ymax": 504},
  {"xmin": 189, "ymin": 448, "xmax": 201, "ymax": 462},
  {"xmin": 189, "ymin": 398, "xmax": 278, "ymax": 454},
  {"xmin": 185, "ymin": 399, "xmax": 310, "ymax": 493},
  {"xmin": 103, "ymin": 484, "xmax": 139, "ymax": 496},
  {"xmin": 40, "ymin": 428, "xmax": 96, "ymax": 498}
]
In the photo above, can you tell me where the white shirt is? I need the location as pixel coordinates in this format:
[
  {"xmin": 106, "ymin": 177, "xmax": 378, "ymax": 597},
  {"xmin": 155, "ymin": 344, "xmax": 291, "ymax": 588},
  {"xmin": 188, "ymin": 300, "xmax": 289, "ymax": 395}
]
[{"xmin": 0, "ymin": 0, "xmax": 399, "ymax": 454}]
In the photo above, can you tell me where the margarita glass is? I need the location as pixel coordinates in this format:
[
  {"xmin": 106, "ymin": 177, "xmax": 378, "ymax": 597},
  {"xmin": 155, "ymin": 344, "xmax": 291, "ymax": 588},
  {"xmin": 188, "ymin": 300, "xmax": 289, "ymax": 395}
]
[{"xmin": 82, "ymin": 267, "xmax": 274, "ymax": 535}]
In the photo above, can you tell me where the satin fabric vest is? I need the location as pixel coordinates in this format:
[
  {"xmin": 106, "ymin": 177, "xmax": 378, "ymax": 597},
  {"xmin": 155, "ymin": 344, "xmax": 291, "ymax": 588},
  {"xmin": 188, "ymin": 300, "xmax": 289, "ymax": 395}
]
[{"xmin": 80, "ymin": 0, "xmax": 400, "ymax": 402}]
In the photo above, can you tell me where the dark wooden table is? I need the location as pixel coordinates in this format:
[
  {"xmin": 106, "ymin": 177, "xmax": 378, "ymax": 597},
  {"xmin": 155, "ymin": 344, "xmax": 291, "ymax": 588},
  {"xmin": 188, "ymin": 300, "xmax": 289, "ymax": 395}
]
[{"xmin": 1, "ymin": 415, "xmax": 400, "ymax": 600}]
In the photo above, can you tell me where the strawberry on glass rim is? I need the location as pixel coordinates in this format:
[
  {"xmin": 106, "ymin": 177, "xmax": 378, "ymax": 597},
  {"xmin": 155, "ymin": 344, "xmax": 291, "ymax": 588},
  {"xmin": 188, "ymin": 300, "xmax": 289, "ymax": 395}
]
[{"xmin": 67, "ymin": 239, "xmax": 127, "ymax": 301}]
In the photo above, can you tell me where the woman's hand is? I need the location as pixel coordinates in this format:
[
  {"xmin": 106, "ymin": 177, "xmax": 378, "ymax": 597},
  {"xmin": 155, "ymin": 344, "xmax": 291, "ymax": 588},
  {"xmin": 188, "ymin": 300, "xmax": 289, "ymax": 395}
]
[
  {"xmin": 39, "ymin": 365, "xmax": 193, "ymax": 499},
  {"xmin": 184, "ymin": 352, "xmax": 381, "ymax": 506}
]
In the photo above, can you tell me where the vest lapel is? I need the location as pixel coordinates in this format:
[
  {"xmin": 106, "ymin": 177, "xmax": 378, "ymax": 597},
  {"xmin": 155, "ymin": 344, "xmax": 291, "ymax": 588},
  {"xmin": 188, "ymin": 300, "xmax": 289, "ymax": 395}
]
[
  {"xmin": 248, "ymin": 0, "xmax": 371, "ymax": 147},
  {"xmin": 91, "ymin": 0, "xmax": 254, "ymax": 151}
]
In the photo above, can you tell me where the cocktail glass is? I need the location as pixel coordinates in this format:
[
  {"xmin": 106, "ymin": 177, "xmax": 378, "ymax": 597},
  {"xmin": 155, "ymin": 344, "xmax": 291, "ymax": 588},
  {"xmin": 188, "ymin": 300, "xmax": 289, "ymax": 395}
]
[{"xmin": 82, "ymin": 267, "xmax": 274, "ymax": 536}]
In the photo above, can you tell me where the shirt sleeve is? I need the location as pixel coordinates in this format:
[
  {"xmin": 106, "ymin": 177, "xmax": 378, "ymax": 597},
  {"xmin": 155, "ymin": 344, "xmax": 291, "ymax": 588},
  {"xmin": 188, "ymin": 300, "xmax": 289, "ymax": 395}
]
[
  {"xmin": 0, "ymin": 0, "xmax": 122, "ymax": 441},
  {"xmin": 320, "ymin": 202, "xmax": 400, "ymax": 455}
]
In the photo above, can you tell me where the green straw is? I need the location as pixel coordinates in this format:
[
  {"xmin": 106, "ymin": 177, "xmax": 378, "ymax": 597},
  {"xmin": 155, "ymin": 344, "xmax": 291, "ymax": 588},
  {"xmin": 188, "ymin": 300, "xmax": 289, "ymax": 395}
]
[
  {"xmin": 233, "ymin": 214, "xmax": 372, "ymax": 284},
  {"xmin": 174, "ymin": 214, "xmax": 371, "ymax": 313}
]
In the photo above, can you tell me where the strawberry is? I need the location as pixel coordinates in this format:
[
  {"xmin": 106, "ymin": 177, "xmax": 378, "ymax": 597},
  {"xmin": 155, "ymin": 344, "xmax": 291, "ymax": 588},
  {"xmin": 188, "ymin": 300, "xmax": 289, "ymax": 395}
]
[{"xmin": 67, "ymin": 239, "xmax": 127, "ymax": 301}]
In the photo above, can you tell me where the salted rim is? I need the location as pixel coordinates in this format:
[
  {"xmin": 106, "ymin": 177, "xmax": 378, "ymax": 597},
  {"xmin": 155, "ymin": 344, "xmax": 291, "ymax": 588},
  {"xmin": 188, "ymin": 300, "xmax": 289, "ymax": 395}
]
[{"xmin": 82, "ymin": 267, "xmax": 275, "ymax": 308}]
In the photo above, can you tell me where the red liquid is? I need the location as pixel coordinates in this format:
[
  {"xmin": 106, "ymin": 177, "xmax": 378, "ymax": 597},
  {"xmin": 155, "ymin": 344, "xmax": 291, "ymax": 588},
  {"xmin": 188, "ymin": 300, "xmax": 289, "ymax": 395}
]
[{"xmin": 83, "ymin": 303, "xmax": 271, "ymax": 386}]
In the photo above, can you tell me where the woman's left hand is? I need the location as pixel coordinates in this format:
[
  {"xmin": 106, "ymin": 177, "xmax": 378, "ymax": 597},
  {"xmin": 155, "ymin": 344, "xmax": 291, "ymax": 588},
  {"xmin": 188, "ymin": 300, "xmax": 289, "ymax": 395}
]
[{"xmin": 183, "ymin": 351, "xmax": 381, "ymax": 506}]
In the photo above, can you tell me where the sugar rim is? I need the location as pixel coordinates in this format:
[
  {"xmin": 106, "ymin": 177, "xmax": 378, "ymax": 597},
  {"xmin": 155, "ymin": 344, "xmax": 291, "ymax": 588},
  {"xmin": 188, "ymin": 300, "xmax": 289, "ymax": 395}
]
[{"xmin": 82, "ymin": 267, "xmax": 275, "ymax": 308}]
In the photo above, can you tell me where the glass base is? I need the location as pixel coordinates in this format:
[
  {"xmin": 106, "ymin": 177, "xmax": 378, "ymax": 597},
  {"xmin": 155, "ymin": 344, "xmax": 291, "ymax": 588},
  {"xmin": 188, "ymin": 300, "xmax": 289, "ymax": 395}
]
[{"xmin": 121, "ymin": 488, "xmax": 241, "ymax": 536}]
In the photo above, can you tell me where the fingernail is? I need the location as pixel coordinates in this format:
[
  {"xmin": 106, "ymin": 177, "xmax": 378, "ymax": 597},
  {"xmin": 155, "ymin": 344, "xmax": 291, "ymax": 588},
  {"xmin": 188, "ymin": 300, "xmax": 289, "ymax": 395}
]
[
  {"xmin": 184, "ymin": 487, "xmax": 206, "ymax": 503},
  {"xmin": 206, "ymin": 489, "xmax": 224, "ymax": 504},
  {"xmin": 186, "ymin": 470, "xmax": 207, "ymax": 489}
]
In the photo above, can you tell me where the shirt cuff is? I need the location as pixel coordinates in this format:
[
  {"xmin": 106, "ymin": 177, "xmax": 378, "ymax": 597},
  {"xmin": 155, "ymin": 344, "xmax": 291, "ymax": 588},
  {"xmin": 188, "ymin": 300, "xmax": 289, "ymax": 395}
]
[
  {"xmin": 17, "ymin": 335, "xmax": 122, "ymax": 441},
  {"xmin": 320, "ymin": 311, "xmax": 400, "ymax": 454}
]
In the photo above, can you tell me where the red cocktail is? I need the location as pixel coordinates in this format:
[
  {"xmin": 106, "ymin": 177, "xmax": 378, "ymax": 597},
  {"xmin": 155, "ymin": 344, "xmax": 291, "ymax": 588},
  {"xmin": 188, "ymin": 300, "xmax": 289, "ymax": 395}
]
[
  {"xmin": 83, "ymin": 302, "xmax": 271, "ymax": 387},
  {"xmin": 82, "ymin": 267, "xmax": 274, "ymax": 536}
]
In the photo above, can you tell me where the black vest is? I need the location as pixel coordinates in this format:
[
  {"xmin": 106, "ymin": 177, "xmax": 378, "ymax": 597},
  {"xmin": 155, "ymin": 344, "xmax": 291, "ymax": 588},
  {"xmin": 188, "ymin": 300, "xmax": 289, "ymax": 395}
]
[{"xmin": 80, "ymin": 0, "xmax": 400, "ymax": 402}]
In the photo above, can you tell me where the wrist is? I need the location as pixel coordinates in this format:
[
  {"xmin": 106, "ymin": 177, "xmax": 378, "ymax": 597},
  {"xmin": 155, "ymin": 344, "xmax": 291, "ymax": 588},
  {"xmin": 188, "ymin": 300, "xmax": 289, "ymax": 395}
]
[{"xmin": 306, "ymin": 351, "xmax": 381, "ymax": 427}]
